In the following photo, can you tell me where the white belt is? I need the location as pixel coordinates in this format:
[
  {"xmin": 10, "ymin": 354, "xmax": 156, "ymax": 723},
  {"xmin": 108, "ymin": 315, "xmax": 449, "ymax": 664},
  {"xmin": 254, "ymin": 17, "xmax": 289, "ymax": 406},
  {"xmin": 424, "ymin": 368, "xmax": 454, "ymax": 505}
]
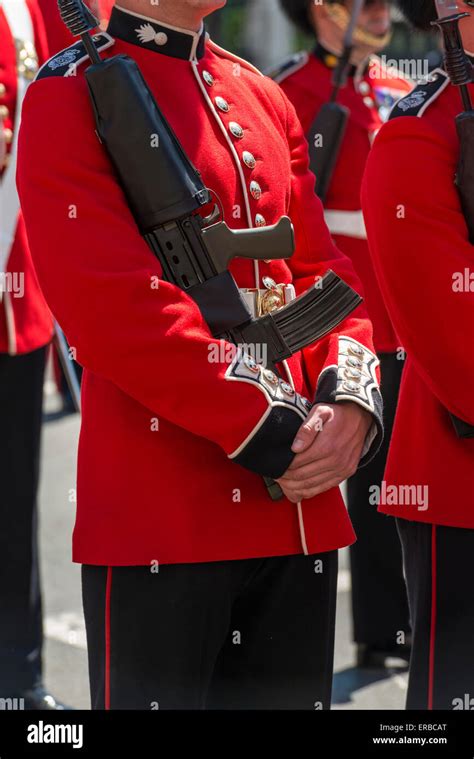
[{"xmin": 324, "ymin": 209, "xmax": 367, "ymax": 240}]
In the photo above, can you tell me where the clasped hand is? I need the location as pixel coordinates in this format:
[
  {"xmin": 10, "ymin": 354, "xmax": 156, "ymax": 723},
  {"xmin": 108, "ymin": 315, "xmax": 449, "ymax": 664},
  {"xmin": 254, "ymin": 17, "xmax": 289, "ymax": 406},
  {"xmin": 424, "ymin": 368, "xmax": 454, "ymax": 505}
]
[{"xmin": 276, "ymin": 402, "xmax": 373, "ymax": 503}]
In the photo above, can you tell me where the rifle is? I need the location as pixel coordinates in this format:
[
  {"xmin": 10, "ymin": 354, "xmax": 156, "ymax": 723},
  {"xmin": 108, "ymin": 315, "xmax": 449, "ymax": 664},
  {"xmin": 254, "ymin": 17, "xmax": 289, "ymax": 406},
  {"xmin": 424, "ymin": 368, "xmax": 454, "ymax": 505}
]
[
  {"xmin": 56, "ymin": 0, "xmax": 363, "ymax": 497},
  {"xmin": 54, "ymin": 323, "xmax": 82, "ymax": 412},
  {"xmin": 432, "ymin": 0, "xmax": 474, "ymax": 438},
  {"xmin": 308, "ymin": 0, "xmax": 365, "ymax": 201}
]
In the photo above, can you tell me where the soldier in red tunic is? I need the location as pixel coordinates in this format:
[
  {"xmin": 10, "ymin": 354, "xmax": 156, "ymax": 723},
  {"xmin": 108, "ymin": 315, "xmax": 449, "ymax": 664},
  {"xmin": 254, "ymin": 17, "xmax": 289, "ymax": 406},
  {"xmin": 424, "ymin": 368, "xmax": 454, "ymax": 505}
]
[
  {"xmin": 18, "ymin": 0, "xmax": 384, "ymax": 709},
  {"xmin": 276, "ymin": 0, "xmax": 412, "ymax": 669},
  {"xmin": 362, "ymin": 0, "xmax": 474, "ymax": 710},
  {"xmin": 0, "ymin": 0, "xmax": 67, "ymax": 709}
]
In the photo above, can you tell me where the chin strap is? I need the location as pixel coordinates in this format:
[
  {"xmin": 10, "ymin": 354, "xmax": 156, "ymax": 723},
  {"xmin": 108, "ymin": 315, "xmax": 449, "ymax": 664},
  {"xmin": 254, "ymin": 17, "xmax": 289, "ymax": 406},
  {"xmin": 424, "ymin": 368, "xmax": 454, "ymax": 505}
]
[{"xmin": 326, "ymin": 2, "xmax": 392, "ymax": 51}]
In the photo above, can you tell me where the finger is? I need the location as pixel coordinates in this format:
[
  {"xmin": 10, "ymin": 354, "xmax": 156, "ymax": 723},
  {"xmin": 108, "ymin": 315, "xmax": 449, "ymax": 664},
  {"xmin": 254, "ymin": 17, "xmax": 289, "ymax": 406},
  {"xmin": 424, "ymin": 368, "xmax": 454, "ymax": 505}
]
[
  {"xmin": 300, "ymin": 476, "xmax": 344, "ymax": 500},
  {"xmin": 279, "ymin": 469, "xmax": 339, "ymax": 493},
  {"xmin": 282, "ymin": 456, "xmax": 337, "ymax": 481},
  {"xmin": 290, "ymin": 427, "xmax": 362, "ymax": 469},
  {"xmin": 281, "ymin": 453, "xmax": 359, "ymax": 491},
  {"xmin": 278, "ymin": 487, "xmax": 305, "ymax": 504},
  {"xmin": 291, "ymin": 406, "xmax": 333, "ymax": 454},
  {"xmin": 287, "ymin": 447, "xmax": 335, "ymax": 473}
]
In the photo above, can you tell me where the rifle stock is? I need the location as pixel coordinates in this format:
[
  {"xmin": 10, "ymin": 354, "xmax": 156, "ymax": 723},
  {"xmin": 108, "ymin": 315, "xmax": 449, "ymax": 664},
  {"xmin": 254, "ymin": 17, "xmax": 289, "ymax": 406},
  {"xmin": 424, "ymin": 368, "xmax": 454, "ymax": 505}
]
[{"xmin": 308, "ymin": 101, "xmax": 350, "ymax": 202}]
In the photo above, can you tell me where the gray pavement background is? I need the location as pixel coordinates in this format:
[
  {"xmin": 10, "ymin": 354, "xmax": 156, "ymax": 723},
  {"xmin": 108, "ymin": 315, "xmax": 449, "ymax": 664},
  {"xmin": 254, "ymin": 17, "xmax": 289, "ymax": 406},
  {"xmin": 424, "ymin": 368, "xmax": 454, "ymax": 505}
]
[{"xmin": 39, "ymin": 388, "xmax": 407, "ymax": 711}]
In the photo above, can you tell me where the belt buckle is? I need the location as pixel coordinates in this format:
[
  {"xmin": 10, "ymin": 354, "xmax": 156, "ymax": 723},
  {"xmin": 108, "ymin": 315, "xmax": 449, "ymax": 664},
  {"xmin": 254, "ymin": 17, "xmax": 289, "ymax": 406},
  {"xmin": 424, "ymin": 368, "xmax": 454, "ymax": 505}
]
[{"xmin": 258, "ymin": 277, "xmax": 286, "ymax": 316}]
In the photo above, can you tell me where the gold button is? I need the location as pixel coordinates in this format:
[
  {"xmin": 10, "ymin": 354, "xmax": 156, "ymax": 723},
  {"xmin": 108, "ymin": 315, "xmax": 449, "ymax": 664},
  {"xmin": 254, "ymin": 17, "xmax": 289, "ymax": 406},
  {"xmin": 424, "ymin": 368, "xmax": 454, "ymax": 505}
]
[
  {"xmin": 346, "ymin": 356, "xmax": 362, "ymax": 369},
  {"xmin": 280, "ymin": 381, "xmax": 295, "ymax": 397},
  {"xmin": 324, "ymin": 53, "xmax": 339, "ymax": 68},
  {"xmin": 344, "ymin": 368, "xmax": 362, "ymax": 381},
  {"xmin": 263, "ymin": 369, "xmax": 278, "ymax": 385},
  {"xmin": 0, "ymin": 105, "xmax": 9, "ymax": 119},
  {"xmin": 342, "ymin": 380, "xmax": 361, "ymax": 393},
  {"xmin": 229, "ymin": 121, "xmax": 244, "ymax": 139},
  {"xmin": 250, "ymin": 180, "xmax": 262, "ymax": 200},
  {"xmin": 359, "ymin": 81, "xmax": 370, "ymax": 95},
  {"xmin": 243, "ymin": 355, "xmax": 259, "ymax": 374},
  {"xmin": 215, "ymin": 96, "xmax": 229, "ymax": 113},
  {"xmin": 255, "ymin": 214, "xmax": 266, "ymax": 227},
  {"xmin": 3, "ymin": 128, "xmax": 13, "ymax": 144},
  {"xmin": 243, "ymin": 151, "xmax": 256, "ymax": 169},
  {"xmin": 363, "ymin": 96, "xmax": 375, "ymax": 108},
  {"xmin": 203, "ymin": 70, "xmax": 214, "ymax": 86},
  {"xmin": 348, "ymin": 343, "xmax": 364, "ymax": 358},
  {"xmin": 0, "ymin": 84, "xmax": 6, "ymax": 97}
]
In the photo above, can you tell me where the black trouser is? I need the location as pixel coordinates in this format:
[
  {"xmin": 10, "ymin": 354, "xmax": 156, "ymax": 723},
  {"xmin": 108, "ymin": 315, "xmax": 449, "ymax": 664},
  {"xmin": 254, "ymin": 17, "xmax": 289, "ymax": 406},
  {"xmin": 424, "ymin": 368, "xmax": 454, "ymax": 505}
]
[
  {"xmin": 397, "ymin": 519, "xmax": 474, "ymax": 710},
  {"xmin": 348, "ymin": 352, "xmax": 410, "ymax": 649},
  {"xmin": 82, "ymin": 551, "xmax": 338, "ymax": 710},
  {"xmin": 0, "ymin": 347, "xmax": 46, "ymax": 694}
]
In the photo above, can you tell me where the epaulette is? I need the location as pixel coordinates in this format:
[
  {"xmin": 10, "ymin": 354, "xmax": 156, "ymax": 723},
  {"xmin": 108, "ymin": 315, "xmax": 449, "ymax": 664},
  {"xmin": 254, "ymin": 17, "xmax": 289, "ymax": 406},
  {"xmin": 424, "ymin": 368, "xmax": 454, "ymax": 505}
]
[
  {"xmin": 36, "ymin": 32, "xmax": 115, "ymax": 80},
  {"xmin": 266, "ymin": 51, "xmax": 309, "ymax": 83},
  {"xmin": 389, "ymin": 68, "xmax": 450, "ymax": 120},
  {"xmin": 207, "ymin": 39, "xmax": 263, "ymax": 77}
]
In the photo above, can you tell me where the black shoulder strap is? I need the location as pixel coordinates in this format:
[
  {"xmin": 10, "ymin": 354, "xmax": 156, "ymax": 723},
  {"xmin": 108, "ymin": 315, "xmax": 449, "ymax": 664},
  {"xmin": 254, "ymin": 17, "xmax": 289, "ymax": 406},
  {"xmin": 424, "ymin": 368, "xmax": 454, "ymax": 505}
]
[
  {"xmin": 266, "ymin": 52, "xmax": 308, "ymax": 83},
  {"xmin": 389, "ymin": 69, "xmax": 450, "ymax": 120}
]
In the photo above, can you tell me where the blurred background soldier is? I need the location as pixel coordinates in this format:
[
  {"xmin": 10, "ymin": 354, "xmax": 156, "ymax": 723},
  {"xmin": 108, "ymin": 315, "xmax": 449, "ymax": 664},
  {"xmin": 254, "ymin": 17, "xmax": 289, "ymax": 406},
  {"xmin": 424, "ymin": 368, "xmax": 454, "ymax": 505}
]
[
  {"xmin": 363, "ymin": 0, "xmax": 474, "ymax": 711},
  {"xmin": 0, "ymin": 0, "xmax": 67, "ymax": 709},
  {"xmin": 275, "ymin": 0, "xmax": 412, "ymax": 669},
  {"xmin": 37, "ymin": 0, "xmax": 114, "ymax": 54}
]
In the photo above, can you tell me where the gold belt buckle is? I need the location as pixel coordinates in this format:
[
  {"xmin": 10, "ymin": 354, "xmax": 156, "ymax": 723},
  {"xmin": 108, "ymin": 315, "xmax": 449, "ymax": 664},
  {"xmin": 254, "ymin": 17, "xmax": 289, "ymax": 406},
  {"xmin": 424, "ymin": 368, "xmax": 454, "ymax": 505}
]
[{"xmin": 258, "ymin": 277, "xmax": 286, "ymax": 316}]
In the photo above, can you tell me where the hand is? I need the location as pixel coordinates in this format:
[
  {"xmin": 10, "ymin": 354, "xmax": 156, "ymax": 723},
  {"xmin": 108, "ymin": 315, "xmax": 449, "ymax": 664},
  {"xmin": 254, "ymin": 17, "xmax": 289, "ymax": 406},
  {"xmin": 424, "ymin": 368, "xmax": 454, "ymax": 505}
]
[{"xmin": 276, "ymin": 402, "xmax": 373, "ymax": 503}]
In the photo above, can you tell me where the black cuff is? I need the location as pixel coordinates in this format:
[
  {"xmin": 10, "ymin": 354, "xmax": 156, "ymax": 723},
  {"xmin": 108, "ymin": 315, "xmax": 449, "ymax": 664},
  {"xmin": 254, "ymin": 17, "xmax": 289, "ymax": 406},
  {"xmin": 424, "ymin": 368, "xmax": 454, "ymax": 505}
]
[
  {"xmin": 226, "ymin": 353, "xmax": 312, "ymax": 479},
  {"xmin": 450, "ymin": 413, "xmax": 474, "ymax": 439}
]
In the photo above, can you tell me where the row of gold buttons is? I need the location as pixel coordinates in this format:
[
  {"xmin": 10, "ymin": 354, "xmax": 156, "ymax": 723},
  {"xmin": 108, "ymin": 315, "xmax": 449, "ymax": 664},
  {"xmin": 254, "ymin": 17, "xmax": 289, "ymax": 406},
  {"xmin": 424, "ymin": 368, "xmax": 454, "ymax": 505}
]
[
  {"xmin": 342, "ymin": 342, "xmax": 365, "ymax": 394},
  {"xmin": 0, "ymin": 96, "xmax": 12, "ymax": 169},
  {"xmin": 202, "ymin": 68, "xmax": 266, "ymax": 228},
  {"xmin": 243, "ymin": 355, "xmax": 312, "ymax": 409}
]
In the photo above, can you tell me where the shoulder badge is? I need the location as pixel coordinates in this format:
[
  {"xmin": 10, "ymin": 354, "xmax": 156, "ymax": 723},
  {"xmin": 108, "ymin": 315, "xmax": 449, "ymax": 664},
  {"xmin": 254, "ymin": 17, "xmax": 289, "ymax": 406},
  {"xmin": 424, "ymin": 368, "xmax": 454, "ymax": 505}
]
[
  {"xmin": 266, "ymin": 52, "xmax": 309, "ymax": 83},
  {"xmin": 36, "ymin": 33, "xmax": 115, "ymax": 80},
  {"xmin": 389, "ymin": 69, "xmax": 450, "ymax": 120}
]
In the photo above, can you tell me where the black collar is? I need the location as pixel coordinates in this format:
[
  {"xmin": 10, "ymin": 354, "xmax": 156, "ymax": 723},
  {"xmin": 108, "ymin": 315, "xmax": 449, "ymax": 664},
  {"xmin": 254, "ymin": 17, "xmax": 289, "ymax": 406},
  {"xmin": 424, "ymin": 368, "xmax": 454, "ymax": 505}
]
[
  {"xmin": 107, "ymin": 5, "xmax": 206, "ymax": 61},
  {"xmin": 313, "ymin": 43, "xmax": 358, "ymax": 78}
]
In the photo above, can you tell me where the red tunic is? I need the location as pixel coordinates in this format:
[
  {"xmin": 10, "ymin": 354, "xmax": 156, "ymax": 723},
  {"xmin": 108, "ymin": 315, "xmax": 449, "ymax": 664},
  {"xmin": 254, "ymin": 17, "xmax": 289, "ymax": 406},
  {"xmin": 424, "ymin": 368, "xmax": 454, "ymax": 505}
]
[
  {"xmin": 362, "ymin": 69, "xmax": 474, "ymax": 529},
  {"xmin": 18, "ymin": 7, "xmax": 382, "ymax": 565},
  {"xmin": 0, "ymin": 0, "xmax": 52, "ymax": 354},
  {"xmin": 276, "ymin": 50, "xmax": 411, "ymax": 354}
]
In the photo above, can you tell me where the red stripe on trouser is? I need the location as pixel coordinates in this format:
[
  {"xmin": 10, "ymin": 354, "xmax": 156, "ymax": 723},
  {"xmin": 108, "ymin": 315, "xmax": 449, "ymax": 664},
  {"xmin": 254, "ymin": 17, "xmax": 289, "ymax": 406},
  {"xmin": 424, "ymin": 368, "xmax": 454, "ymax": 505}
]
[
  {"xmin": 105, "ymin": 566, "xmax": 113, "ymax": 710},
  {"xmin": 428, "ymin": 525, "xmax": 437, "ymax": 710}
]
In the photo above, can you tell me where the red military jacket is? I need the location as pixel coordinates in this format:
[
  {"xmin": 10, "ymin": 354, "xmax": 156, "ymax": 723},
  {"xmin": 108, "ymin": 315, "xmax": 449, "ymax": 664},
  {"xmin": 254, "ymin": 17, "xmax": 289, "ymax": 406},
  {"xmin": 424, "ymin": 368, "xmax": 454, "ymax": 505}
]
[
  {"xmin": 37, "ymin": 0, "xmax": 115, "ymax": 54},
  {"xmin": 0, "ymin": 0, "xmax": 52, "ymax": 354},
  {"xmin": 275, "ymin": 47, "xmax": 411, "ymax": 354},
  {"xmin": 18, "ymin": 5, "xmax": 382, "ymax": 566},
  {"xmin": 362, "ymin": 69, "xmax": 474, "ymax": 529}
]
